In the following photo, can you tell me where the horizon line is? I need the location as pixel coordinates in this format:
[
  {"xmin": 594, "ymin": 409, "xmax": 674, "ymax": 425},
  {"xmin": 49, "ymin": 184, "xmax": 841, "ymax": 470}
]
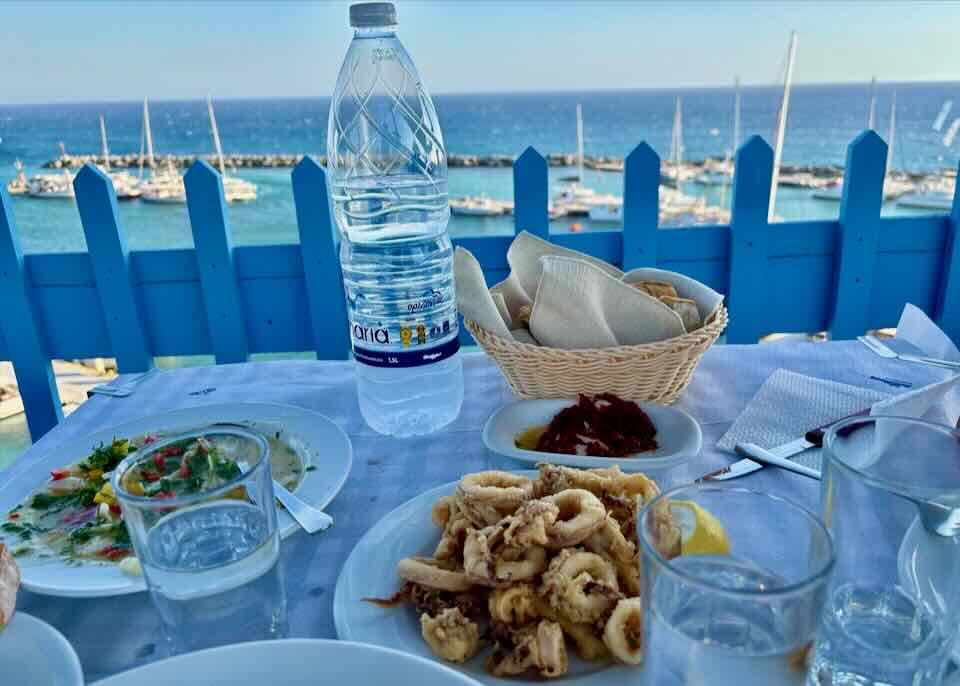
[{"xmin": 3, "ymin": 77, "xmax": 958, "ymax": 108}]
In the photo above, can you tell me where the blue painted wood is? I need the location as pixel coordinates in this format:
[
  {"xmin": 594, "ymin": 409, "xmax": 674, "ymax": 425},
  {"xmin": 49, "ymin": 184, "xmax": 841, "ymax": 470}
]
[
  {"xmin": 513, "ymin": 147, "xmax": 549, "ymax": 239},
  {"xmin": 291, "ymin": 157, "xmax": 350, "ymax": 360},
  {"xmin": 621, "ymin": 143, "xmax": 660, "ymax": 270},
  {"xmin": 726, "ymin": 136, "xmax": 773, "ymax": 342},
  {"xmin": 73, "ymin": 164, "xmax": 153, "ymax": 372},
  {"xmin": 0, "ymin": 189, "xmax": 62, "ymax": 439},
  {"xmin": 184, "ymin": 161, "xmax": 249, "ymax": 364},
  {"xmin": 829, "ymin": 130, "xmax": 887, "ymax": 340},
  {"xmin": 935, "ymin": 161, "xmax": 960, "ymax": 342}
]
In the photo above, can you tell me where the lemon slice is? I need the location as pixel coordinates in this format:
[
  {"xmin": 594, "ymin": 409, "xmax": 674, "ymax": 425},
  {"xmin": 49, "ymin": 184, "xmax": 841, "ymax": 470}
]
[{"xmin": 669, "ymin": 500, "xmax": 730, "ymax": 556}]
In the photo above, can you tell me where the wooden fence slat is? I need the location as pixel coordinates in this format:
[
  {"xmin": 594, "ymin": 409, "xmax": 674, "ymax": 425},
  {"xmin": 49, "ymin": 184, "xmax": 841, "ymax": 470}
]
[
  {"xmin": 184, "ymin": 161, "xmax": 249, "ymax": 364},
  {"xmin": 726, "ymin": 135, "xmax": 774, "ymax": 343},
  {"xmin": 73, "ymin": 164, "xmax": 153, "ymax": 372},
  {"xmin": 291, "ymin": 157, "xmax": 350, "ymax": 360},
  {"xmin": 935, "ymin": 160, "xmax": 960, "ymax": 341},
  {"xmin": 0, "ymin": 189, "xmax": 62, "ymax": 439},
  {"xmin": 829, "ymin": 130, "xmax": 887, "ymax": 340},
  {"xmin": 621, "ymin": 142, "xmax": 659, "ymax": 270},
  {"xmin": 513, "ymin": 147, "xmax": 549, "ymax": 239}
]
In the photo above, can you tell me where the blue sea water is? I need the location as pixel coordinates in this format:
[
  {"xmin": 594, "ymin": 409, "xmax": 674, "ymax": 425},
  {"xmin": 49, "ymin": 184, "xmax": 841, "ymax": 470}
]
[{"xmin": 1, "ymin": 83, "xmax": 958, "ymax": 253}]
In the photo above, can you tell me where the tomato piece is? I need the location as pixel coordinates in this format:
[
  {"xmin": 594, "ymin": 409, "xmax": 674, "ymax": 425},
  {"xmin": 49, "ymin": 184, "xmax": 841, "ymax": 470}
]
[
  {"xmin": 141, "ymin": 471, "xmax": 160, "ymax": 482},
  {"xmin": 155, "ymin": 491, "xmax": 175, "ymax": 499},
  {"xmin": 8, "ymin": 513, "xmax": 19, "ymax": 520},
  {"xmin": 153, "ymin": 455, "xmax": 166, "ymax": 470},
  {"xmin": 100, "ymin": 545, "xmax": 129, "ymax": 561},
  {"xmin": 50, "ymin": 468, "xmax": 70, "ymax": 481},
  {"xmin": 177, "ymin": 463, "xmax": 191, "ymax": 478},
  {"xmin": 144, "ymin": 435, "xmax": 158, "ymax": 445},
  {"xmin": 109, "ymin": 503, "xmax": 121, "ymax": 515}
]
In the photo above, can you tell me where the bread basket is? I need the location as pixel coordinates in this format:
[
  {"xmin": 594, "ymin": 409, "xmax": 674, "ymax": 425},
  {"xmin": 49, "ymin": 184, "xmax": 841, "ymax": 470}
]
[{"xmin": 466, "ymin": 306, "xmax": 728, "ymax": 403}]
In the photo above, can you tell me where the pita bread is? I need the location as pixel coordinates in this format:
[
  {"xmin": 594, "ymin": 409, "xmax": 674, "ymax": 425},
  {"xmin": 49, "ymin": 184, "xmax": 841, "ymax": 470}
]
[{"xmin": 0, "ymin": 543, "xmax": 19, "ymax": 630}]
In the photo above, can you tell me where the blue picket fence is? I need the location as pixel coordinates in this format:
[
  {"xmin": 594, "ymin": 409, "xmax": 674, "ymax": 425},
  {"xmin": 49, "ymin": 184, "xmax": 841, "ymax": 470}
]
[{"xmin": 0, "ymin": 130, "xmax": 958, "ymax": 443}]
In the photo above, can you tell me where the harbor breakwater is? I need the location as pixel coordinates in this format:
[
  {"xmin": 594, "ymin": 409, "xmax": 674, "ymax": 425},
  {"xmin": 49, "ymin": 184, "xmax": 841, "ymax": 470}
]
[{"xmin": 41, "ymin": 152, "xmax": 870, "ymax": 178}]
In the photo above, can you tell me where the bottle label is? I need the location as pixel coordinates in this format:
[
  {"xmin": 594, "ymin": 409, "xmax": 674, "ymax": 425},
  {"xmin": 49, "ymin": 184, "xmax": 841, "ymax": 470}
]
[{"xmin": 350, "ymin": 317, "xmax": 460, "ymax": 368}]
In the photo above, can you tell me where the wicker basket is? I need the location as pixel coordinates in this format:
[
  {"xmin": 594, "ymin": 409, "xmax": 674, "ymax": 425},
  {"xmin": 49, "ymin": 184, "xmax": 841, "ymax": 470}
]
[{"xmin": 466, "ymin": 306, "xmax": 728, "ymax": 403}]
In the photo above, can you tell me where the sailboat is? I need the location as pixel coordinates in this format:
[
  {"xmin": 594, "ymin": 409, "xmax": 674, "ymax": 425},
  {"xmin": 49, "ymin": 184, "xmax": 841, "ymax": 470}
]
[
  {"xmin": 98, "ymin": 115, "xmax": 141, "ymax": 200},
  {"xmin": 6, "ymin": 160, "xmax": 28, "ymax": 195},
  {"xmin": 28, "ymin": 144, "xmax": 74, "ymax": 199},
  {"xmin": 139, "ymin": 98, "xmax": 187, "ymax": 204},
  {"xmin": 553, "ymin": 104, "xmax": 620, "ymax": 217},
  {"xmin": 207, "ymin": 96, "xmax": 257, "ymax": 203},
  {"xmin": 662, "ymin": 96, "xmax": 696, "ymax": 187},
  {"xmin": 767, "ymin": 31, "xmax": 798, "ymax": 221},
  {"xmin": 695, "ymin": 77, "xmax": 741, "ymax": 187}
]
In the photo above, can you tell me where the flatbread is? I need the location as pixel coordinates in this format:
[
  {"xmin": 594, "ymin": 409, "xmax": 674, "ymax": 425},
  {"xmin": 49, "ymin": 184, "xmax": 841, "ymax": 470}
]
[
  {"xmin": 660, "ymin": 295, "xmax": 702, "ymax": 332},
  {"xmin": 633, "ymin": 280, "xmax": 678, "ymax": 300},
  {"xmin": 0, "ymin": 543, "xmax": 19, "ymax": 630}
]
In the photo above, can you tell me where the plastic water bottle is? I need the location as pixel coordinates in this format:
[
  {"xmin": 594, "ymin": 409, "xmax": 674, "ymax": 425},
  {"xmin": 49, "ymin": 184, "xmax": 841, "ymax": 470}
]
[{"xmin": 327, "ymin": 2, "xmax": 463, "ymax": 437}]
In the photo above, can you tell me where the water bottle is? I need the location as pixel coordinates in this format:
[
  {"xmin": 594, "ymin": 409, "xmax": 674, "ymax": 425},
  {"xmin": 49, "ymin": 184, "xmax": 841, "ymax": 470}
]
[{"xmin": 327, "ymin": 2, "xmax": 463, "ymax": 437}]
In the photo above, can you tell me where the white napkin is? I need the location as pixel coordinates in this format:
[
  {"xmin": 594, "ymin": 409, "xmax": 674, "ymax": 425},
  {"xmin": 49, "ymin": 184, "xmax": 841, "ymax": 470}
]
[
  {"xmin": 531, "ymin": 256, "xmax": 686, "ymax": 349},
  {"xmin": 453, "ymin": 248, "xmax": 513, "ymax": 340}
]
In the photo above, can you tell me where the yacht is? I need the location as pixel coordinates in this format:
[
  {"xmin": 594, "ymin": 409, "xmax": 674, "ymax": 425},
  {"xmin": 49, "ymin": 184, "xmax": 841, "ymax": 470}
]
[
  {"xmin": 662, "ymin": 97, "xmax": 696, "ymax": 187},
  {"xmin": 552, "ymin": 104, "xmax": 622, "ymax": 216},
  {"xmin": 897, "ymin": 176, "xmax": 955, "ymax": 211},
  {"xmin": 28, "ymin": 168, "xmax": 74, "ymax": 199},
  {"xmin": 450, "ymin": 195, "xmax": 504, "ymax": 216},
  {"xmin": 208, "ymin": 96, "xmax": 257, "ymax": 203},
  {"xmin": 97, "ymin": 115, "xmax": 141, "ymax": 200},
  {"xmin": 138, "ymin": 98, "xmax": 187, "ymax": 205},
  {"xmin": 6, "ymin": 160, "xmax": 28, "ymax": 195}
]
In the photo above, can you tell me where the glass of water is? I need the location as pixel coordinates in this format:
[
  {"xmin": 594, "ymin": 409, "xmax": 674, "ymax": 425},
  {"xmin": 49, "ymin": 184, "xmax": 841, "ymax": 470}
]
[
  {"xmin": 812, "ymin": 416, "xmax": 960, "ymax": 686},
  {"xmin": 637, "ymin": 484, "xmax": 835, "ymax": 686},
  {"xmin": 113, "ymin": 426, "xmax": 287, "ymax": 654}
]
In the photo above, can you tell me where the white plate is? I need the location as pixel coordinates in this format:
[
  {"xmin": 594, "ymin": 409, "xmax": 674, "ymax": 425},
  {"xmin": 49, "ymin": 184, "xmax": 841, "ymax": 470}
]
[
  {"xmin": 334, "ymin": 475, "xmax": 636, "ymax": 685},
  {"xmin": 482, "ymin": 399, "xmax": 702, "ymax": 472},
  {"xmin": 0, "ymin": 611, "xmax": 84, "ymax": 686},
  {"xmin": 0, "ymin": 402, "xmax": 352, "ymax": 598},
  {"xmin": 92, "ymin": 639, "xmax": 482, "ymax": 686},
  {"xmin": 897, "ymin": 515, "xmax": 960, "ymax": 661}
]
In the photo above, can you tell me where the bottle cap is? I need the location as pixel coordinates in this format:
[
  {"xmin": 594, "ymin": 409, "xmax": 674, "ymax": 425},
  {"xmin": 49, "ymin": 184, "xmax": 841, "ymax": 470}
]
[{"xmin": 350, "ymin": 2, "xmax": 397, "ymax": 28}]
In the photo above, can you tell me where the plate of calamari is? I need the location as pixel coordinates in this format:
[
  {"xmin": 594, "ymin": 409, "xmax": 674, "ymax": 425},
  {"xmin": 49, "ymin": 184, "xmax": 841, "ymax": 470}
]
[
  {"xmin": 0, "ymin": 402, "xmax": 351, "ymax": 598},
  {"xmin": 483, "ymin": 393, "xmax": 701, "ymax": 472},
  {"xmin": 333, "ymin": 464, "xmax": 684, "ymax": 684}
]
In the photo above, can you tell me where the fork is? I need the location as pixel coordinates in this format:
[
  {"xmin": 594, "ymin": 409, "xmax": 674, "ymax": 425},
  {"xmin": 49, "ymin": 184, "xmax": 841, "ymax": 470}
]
[{"xmin": 858, "ymin": 335, "xmax": 960, "ymax": 372}]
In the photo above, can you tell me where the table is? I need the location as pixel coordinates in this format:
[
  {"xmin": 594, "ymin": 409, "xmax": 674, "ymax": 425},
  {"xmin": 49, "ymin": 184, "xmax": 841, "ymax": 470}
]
[{"xmin": 6, "ymin": 341, "xmax": 953, "ymax": 682}]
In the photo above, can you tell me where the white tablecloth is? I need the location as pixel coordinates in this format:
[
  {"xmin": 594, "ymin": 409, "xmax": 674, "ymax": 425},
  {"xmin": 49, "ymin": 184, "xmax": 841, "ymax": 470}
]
[{"xmin": 4, "ymin": 341, "xmax": 953, "ymax": 682}]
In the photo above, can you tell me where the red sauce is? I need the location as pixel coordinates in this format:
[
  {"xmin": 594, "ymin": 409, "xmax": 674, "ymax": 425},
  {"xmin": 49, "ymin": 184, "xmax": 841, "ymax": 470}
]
[{"xmin": 535, "ymin": 393, "xmax": 658, "ymax": 457}]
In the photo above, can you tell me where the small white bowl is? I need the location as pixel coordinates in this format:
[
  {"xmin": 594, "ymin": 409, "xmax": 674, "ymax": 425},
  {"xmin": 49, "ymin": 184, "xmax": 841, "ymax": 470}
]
[
  {"xmin": 0, "ymin": 612, "xmax": 83, "ymax": 686},
  {"xmin": 482, "ymin": 398, "xmax": 702, "ymax": 472}
]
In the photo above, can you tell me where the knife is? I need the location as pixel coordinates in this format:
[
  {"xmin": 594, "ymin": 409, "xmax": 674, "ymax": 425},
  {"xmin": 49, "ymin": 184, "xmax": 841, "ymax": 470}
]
[
  {"xmin": 858, "ymin": 335, "xmax": 960, "ymax": 372},
  {"xmin": 698, "ymin": 408, "xmax": 870, "ymax": 482}
]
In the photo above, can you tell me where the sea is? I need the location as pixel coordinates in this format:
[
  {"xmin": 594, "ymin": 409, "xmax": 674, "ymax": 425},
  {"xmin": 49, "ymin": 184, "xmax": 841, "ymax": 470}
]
[
  {"xmin": 1, "ymin": 82, "xmax": 959, "ymax": 255},
  {"xmin": 0, "ymin": 84, "xmax": 958, "ymax": 463}
]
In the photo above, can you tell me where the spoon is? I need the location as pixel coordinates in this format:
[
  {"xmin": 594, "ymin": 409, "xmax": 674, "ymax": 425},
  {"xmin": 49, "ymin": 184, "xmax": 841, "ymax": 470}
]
[
  {"xmin": 737, "ymin": 442, "xmax": 960, "ymax": 538},
  {"xmin": 273, "ymin": 479, "xmax": 333, "ymax": 534}
]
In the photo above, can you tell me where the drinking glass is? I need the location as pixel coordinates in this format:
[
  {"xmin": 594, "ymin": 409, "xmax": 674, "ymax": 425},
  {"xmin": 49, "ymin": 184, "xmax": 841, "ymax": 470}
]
[
  {"xmin": 637, "ymin": 484, "xmax": 835, "ymax": 685},
  {"xmin": 811, "ymin": 416, "xmax": 960, "ymax": 686},
  {"xmin": 113, "ymin": 426, "xmax": 288, "ymax": 654}
]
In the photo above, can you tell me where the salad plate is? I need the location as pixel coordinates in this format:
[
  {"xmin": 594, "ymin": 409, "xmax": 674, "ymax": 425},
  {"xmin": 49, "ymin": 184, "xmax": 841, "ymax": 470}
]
[
  {"xmin": 0, "ymin": 402, "xmax": 351, "ymax": 598},
  {"xmin": 483, "ymin": 398, "xmax": 701, "ymax": 472},
  {"xmin": 334, "ymin": 473, "xmax": 638, "ymax": 685},
  {"xmin": 0, "ymin": 611, "xmax": 84, "ymax": 685},
  {"xmin": 92, "ymin": 639, "xmax": 481, "ymax": 686}
]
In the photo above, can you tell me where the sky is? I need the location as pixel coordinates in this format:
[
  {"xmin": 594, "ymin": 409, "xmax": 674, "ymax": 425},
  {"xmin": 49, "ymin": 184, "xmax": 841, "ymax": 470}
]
[{"xmin": 2, "ymin": 1, "xmax": 959, "ymax": 104}]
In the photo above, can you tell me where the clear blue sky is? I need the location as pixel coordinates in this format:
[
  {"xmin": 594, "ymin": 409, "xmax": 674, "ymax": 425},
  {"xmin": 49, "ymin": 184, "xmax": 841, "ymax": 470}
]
[{"xmin": 2, "ymin": 1, "xmax": 958, "ymax": 104}]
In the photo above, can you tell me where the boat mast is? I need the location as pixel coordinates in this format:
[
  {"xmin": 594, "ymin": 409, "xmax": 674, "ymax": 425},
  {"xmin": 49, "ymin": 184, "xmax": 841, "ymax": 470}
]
[
  {"xmin": 670, "ymin": 96, "xmax": 683, "ymax": 168},
  {"xmin": 886, "ymin": 90, "xmax": 897, "ymax": 176},
  {"xmin": 768, "ymin": 31, "xmax": 798, "ymax": 222},
  {"xmin": 575, "ymin": 103, "xmax": 584, "ymax": 183},
  {"xmin": 99, "ymin": 116, "xmax": 110, "ymax": 172},
  {"xmin": 208, "ymin": 95, "xmax": 227, "ymax": 177},
  {"xmin": 143, "ymin": 98, "xmax": 156, "ymax": 173},
  {"xmin": 867, "ymin": 77, "xmax": 877, "ymax": 130}
]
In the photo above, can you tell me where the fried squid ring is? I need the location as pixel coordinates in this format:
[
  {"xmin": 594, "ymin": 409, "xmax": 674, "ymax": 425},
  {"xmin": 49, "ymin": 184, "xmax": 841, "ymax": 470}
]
[
  {"xmin": 495, "ymin": 545, "xmax": 547, "ymax": 583},
  {"xmin": 486, "ymin": 620, "xmax": 569, "ymax": 679},
  {"xmin": 463, "ymin": 525, "xmax": 506, "ymax": 587},
  {"xmin": 584, "ymin": 516, "xmax": 640, "ymax": 596},
  {"xmin": 489, "ymin": 584, "xmax": 540, "ymax": 626},
  {"xmin": 543, "ymin": 489, "xmax": 606, "ymax": 548},
  {"xmin": 603, "ymin": 598, "xmax": 644, "ymax": 665},
  {"xmin": 540, "ymin": 549, "xmax": 621, "ymax": 624},
  {"xmin": 398, "ymin": 556, "xmax": 474, "ymax": 592},
  {"xmin": 434, "ymin": 514, "xmax": 471, "ymax": 562},
  {"xmin": 533, "ymin": 597, "xmax": 610, "ymax": 662},
  {"xmin": 431, "ymin": 495, "xmax": 457, "ymax": 528},
  {"xmin": 457, "ymin": 471, "xmax": 534, "ymax": 511}
]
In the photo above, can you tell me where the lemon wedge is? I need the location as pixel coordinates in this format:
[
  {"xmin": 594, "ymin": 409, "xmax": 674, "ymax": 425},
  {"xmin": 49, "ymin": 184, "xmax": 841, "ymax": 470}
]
[{"xmin": 669, "ymin": 500, "xmax": 730, "ymax": 556}]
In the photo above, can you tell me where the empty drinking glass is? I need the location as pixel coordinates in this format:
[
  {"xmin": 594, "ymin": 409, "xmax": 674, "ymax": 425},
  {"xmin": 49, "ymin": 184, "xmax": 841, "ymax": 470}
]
[
  {"xmin": 113, "ymin": 426, "xmax": 287, "ymax": 654},
  {"xmin": 810, "ymin": 416, "xmax": 960, "ymax": 686},
  {"xmin": 637, "ymin": 484, "xmax": 835, "ymax": 685}
]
